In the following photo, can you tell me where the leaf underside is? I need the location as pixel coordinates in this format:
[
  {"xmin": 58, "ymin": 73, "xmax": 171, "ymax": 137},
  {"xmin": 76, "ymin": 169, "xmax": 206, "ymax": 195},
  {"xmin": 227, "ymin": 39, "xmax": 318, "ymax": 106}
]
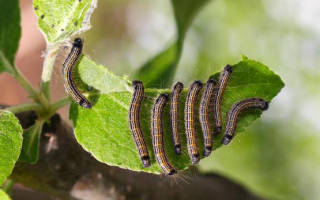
[
  {"xmin": 70, "ymin": 56, "xmax": 284, "ymax": 174},
  {"xmin": 33, "ymin": 0, "xmax": 97, "ymax": 43}
]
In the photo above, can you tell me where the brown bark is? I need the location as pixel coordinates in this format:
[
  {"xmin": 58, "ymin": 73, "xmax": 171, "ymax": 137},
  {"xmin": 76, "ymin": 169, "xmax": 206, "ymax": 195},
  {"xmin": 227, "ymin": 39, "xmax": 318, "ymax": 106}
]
[{"xmin": 10, "ymin": 111, "xmax": 264, "ymax": 200}]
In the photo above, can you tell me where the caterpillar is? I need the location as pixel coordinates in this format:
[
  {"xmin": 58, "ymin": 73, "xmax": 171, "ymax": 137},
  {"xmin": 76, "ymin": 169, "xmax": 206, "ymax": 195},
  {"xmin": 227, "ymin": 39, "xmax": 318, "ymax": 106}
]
[
  {"xmin": 213, "ymin": 65, "xmax": 232, "ymax": 134},
  {"xmin": 170, "ymin": 82, "xmax": 184, "ymax": 155},
  {"xmin": 152, "ymin": 94, "xmax": 177, "ymax": 175},
  {"xmin": 222, "ymin": 98, "xmax": 269, "ymax": 145},
  {"xmin": 199, "ymin": 78, "xmax": 217, "ymax": 157},
  {"xmin": 185, "ymin": 80, "xmax": 203, "ymax": 165},
  {"xmin": 128, "ymin": 68, "xmax": 269, "ymax": 171},
  {"xmin": 62, "ymin": 38, "xmax": 92, "ymax": 109},
  {"xmin": 129, "ymin": 80, "xmax": 151, "ymax": 167}
]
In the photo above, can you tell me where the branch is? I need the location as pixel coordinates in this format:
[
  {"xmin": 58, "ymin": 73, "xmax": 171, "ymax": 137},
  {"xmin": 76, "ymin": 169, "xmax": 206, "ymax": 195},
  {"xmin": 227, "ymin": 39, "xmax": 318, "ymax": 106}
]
[{"xmin": 10, "ymin": 111, "xmax": 264, "ymax": 200}]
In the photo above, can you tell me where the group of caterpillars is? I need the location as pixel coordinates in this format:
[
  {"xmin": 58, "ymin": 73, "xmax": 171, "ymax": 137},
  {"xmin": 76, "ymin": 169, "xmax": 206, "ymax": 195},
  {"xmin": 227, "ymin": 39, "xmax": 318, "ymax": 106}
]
[{"xmin": 63, "ymin": 38, "xmax": 269, "ymax": 175}]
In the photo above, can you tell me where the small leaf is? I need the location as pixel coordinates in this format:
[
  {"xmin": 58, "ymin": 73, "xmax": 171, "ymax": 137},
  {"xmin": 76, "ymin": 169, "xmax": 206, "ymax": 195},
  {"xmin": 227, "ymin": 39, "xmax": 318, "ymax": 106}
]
[
  {"xmin": 134, "ymin": 0, "xmax": 210, "ymax": 88},
  {"xmin": 33, "ymin": 0, "xmax": 97, "ymax": 43},
  {"xmin": 19, "ymin": 120, "xmax": 44, "ymax": 164},
  {"xmin": 0, "ymin": 111, "xmax": 23, "ymax": 185},
  {"xmin": 70, "ymin": 56, "xmax": 284, "ymax": 174},
  {"xmin": 0, "ymin": 189, "xmax": 11, "ymax": 200},
  {"xmin": 0, "ymin": 0, "xmax": 21, "ymax": 73}
]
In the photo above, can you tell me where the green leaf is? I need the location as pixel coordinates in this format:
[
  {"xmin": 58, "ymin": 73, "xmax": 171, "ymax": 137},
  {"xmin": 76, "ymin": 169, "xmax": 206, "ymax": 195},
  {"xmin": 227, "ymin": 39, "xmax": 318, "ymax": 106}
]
[
  {"xmin": 0, "ymin": 189, "xmax": 11, "ymax": 200},
  {"xmin": 172, "ymin": 0, "xmax": 210, "ymax": 41},
  {"xmin": 134, "ymin": 44, "xmax": 179, "ymax": 88},
  {"xmin": 19, "ymin": 121, "xmax": 44, "ymax": 164},
  {"xmin": 70, "ymin": 56, "xmax": 284, "ymax": 174},
  {"xmin": 33, "ymin": 0, "xmax": 97, "ymax": 43},
  {"xmin": 134, "ymin": 0, "xmax": 210, "ymax": 88},
  {"xmin": 0, "ymin": 111, "xmax": 23, "ymax": 185},
  {"xmin": 0, "ymin": 0, "xmax": 21, "ymax": 73},
  {"xmin": 76, "ymin": 55, "xmax": 131, "ymax": 93}
]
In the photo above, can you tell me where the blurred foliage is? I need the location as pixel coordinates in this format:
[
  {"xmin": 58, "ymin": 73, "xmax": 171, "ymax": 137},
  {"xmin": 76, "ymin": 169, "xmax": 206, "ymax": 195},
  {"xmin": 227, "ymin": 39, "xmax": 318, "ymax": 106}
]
[
  {"xmin": 0, "ymin": 0, "xmax": 21, "ymax": 74},
  {"xmin": 83, "ymin": 0, "xmax": 320, "ymax": 199},
  {"xmin": 134, "ymin": 0, "xmax": 210, "ymax": 88},
  {"xmin": 0, "ymin": 189, "xmax": 11, "ymax": 200}
]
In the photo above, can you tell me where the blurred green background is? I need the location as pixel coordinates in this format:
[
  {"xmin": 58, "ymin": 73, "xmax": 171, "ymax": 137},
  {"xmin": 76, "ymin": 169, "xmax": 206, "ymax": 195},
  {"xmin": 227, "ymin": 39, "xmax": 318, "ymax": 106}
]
[{"xmin": 82, "ymin": 0, "xmax": 320, "ymax": 199}]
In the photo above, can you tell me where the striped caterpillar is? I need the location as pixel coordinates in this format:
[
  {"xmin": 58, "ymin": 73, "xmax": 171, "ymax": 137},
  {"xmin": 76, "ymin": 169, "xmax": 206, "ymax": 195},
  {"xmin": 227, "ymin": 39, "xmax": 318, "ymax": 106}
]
[
  {"xmin": 62, "ymin": 38, "xmax": 92, "ymax": 109},
  {"xmin": 222, "ymin": 98, "xmax": 268, "ymax": 145},
  {"xmin": 124, "ymin": 65, "xmax": 269, "ymax": 174},
  {"xmin": 61, "ymin": 39, "xmax": 269, "ymax": 174}
]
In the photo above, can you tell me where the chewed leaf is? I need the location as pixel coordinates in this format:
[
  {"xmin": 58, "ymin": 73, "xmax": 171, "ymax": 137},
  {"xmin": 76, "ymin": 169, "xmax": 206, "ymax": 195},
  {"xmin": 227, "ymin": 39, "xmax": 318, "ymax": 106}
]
[
  {"xmin": 0, "ymin": 189, "xmax": 11, "ymax": 200},
  {"xmin": 0, "ymin": 110, "xmax": 23, "ymax": 185},
  {"xmin": 33, "ymin": 0, "xmax": 97, "ymax": 43},
  {"xmin": 70, "ymin": 56, "xmax": 284, "ymax": 174}
]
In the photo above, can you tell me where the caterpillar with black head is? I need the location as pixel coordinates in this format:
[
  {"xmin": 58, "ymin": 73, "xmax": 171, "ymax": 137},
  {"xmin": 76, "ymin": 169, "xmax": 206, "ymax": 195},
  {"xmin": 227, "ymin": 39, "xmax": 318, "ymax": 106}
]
[
  {"xmin": 129, "ymin": 80, "xmax": 151, "ymax": 167},
  {"xmin": 170, "ymin": 82, "xmax": 184, "ymax": 155},
  {"xmin": 152, "ymin": 93, "xmax": 177, "ymax": 175},
  {"xmin": 199, "ymin": 78, "xmax": 217, "ymax": 157},
  {"xmin": 62, "ymin": 38, "xmax": 92, "ymax": 109},
  {"xmin": 222, "ymin": 98, "xmax": 268, "ymax": 145},
  {"xmin": 128, "ymin": 66, "xmax": 269, "ymax": 172},
  {"xmin": 213, "ymin": 65, "xmax": 232, "ymax": 134},
  {"xmin": 185, "ymin": 80, "xmax": 203, "ymax": 165}
]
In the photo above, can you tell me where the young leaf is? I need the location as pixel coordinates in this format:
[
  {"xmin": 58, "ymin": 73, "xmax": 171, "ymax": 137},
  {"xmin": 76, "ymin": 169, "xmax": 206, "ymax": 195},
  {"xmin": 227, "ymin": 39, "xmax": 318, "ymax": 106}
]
[
  {"xmin": 33, "ymin": 0, "xmax": 97, "ymax": 44},
  {"xmin": 0, "ymin": 0, "xmax": 21, "ymax": 73},
  {"xmin": 0, "ymin": 111, "xmax": 23, "ymax": 185},
  {"xmin": 134, "ymin": 0, "xmax": 210, "ymax": 88},
  {"xmin": 70, "ymin": 56, "xmax": 284, "ymax": 174},
  {"xmin": 19, "ymin": 120, "xmax": 44, "ymax": 164},
  {"xmin": 0, "ymin": 189, "xmax": 11, "ymax": 200}
]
